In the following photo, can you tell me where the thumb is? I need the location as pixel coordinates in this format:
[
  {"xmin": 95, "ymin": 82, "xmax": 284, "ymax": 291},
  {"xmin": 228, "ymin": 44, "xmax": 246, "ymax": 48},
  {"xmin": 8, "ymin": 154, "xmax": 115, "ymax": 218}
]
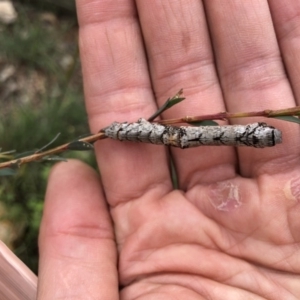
[{"xmin": 37, "ymin": 160, "xmax": 118, "ymax": 299}]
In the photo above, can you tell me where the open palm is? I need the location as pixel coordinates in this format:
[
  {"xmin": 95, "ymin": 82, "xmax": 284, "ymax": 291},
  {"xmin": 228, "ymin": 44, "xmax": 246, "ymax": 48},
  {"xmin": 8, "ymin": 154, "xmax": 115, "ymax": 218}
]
[{"xmin": 37, "ymin": 1, "xmax": 300, "ymax": 299}]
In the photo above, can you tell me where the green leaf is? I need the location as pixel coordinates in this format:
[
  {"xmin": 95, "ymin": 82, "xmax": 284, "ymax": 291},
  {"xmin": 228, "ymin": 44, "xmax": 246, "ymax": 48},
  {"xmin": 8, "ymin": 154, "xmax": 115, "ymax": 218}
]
[
  {"xmin": 0, "ymin": 149, "xmax": 16, "ymax": 160},
  {"xmin": 67, "ymin": 141, "xmax": 94, "ymax": 151},
  {"xmin": 36, "ymin": 133, "xmax": 61, "ymax": 153},
  {"xmin": 271, "ymin": 115, "xmax": 300, "ymax": 125},
  {"xmin": 187, "ymin": 120, "xmax": 219, "ymax": 126},
  {"xmin": 42, "ymin": 156, "xmax": 68, "ymax": 162},
  {"xmin": 14, "ymin": 150, "xmax": 37, "ymax": 159},
  {"xmin": 148, "ymin": 89, "xmax": 185, "ymax": 121},
  {"xmin": 165, "ymin": 96, "xmax": 186, "ymax": 109},
  {"xmin": 13, "ymin": 134, "xmax": 61, "ymax": 159},
  {"xmin": 0, "ymin": 150, "xmax": 16, "ymax": 155},
  {"xmin": 0, "ymin": 168, "xmax": 16, "ymax": 176}
]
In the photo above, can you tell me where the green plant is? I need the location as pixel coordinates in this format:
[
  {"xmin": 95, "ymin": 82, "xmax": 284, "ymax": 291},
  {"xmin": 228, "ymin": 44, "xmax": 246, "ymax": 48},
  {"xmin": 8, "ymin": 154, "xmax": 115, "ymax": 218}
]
[{"xmin": 0, "ymin": 3, "xmax": 94, "ymax": 274}]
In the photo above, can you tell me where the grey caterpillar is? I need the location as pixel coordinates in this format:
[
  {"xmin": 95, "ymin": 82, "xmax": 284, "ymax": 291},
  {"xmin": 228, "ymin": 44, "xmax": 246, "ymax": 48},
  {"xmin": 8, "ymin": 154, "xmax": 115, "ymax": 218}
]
[{"xmin": 102, "ymin": 118, "xmax": 282, "ymax": 148}]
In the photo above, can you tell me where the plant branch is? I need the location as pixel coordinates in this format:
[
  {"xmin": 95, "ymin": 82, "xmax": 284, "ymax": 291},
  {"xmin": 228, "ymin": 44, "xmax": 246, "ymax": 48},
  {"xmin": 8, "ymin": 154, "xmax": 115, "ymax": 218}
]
[
  {"xmin": 154, "ymin": 106, "xmax": 300, "ymax": 125},
  {"xmin": 2, "ymin": 88, "xmax": 300, "ymax": 173},
  {"xmin": 0, "ymin": 132, "xmax": 107, "ymax": 170}
]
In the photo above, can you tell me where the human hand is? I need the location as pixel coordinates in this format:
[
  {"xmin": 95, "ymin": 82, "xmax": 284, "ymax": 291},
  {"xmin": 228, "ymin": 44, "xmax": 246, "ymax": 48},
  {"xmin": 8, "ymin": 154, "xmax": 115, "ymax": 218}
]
[{"xmin": 37, "ymin": 1, "xmax": 300, "ymax": 299}]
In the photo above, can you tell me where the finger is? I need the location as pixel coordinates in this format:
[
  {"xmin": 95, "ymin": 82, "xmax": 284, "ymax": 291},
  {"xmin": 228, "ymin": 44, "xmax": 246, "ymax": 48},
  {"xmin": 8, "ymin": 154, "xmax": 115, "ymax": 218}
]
[
  {"xmin": 136, "ymin": 0, "xmax": 236, "ymax": 190},
  {"xmin": 37, "ymin": 160, "xmax": 118, "ymax": 300},
  {"xmin": 76, "ymin": 0, "xmax": 172, "ymax": 205},
  {"xmin": 204, "ymin": 0, "xmax": 300, "ymax": 177},
  {"xmin": 268, "ymin": 0, "xmax": 300, "ymax": 104}
]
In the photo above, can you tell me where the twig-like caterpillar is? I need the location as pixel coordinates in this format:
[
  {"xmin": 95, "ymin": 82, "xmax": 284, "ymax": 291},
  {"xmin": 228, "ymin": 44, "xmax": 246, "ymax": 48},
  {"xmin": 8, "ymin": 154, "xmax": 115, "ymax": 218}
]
[{"xmin": 102, "ymin": 118, "xmax": 282, "ymax": 148}]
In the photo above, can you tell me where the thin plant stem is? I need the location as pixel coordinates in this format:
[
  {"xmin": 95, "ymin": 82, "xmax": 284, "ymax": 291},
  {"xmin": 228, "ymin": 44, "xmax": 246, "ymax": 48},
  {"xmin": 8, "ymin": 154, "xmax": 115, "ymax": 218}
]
[
  {"xmin": 154, "ymin": 107, "xmax": 300, "ymax": 125},
  {"xmin": 2, "ymin": 89, "xmax": 300, "ymax": 171},
  {"xmin": 0, "ymin": 132, "xmax": 106, "ymax": 169}
]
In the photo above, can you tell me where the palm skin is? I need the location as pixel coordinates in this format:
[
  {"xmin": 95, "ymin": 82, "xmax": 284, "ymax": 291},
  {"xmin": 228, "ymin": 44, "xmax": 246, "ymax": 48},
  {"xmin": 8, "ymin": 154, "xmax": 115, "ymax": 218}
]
[{"xmin": 37, "ymin": 1, "xmax": 300, "ymax": 299}]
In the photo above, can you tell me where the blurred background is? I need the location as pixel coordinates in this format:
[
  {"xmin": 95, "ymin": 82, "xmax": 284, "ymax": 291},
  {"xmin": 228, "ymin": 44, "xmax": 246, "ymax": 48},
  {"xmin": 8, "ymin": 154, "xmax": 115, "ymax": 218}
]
[{"xmin": 0, "ymin": 0, "xmax": 96, "ymax": 274}]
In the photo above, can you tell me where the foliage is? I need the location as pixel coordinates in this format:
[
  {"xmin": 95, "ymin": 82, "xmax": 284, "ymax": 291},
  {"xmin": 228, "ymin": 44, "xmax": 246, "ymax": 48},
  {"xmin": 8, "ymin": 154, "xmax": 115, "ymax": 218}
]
[
  {"xmin": 0, "ymin": 6, "xmax": 76, "ymax": 75},
  {"xmin": 0, "ymin": 3, "xmax": 96, "ymax": 274}
]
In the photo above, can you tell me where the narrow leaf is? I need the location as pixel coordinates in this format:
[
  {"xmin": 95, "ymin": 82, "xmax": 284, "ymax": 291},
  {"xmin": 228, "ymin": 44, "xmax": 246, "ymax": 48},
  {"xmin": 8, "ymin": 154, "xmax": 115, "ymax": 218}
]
[
  {"xmin": 187, "ymin": 120, "xmax": 219, "ymax": 126},
  {"xmin": 36, "ymin": 133, "xmax": 61, "ymax": 153},
  {"xmin": 42, "ymin": 156, "xmax": 68, "ymax": 162},
  {"xmin": 0, "ymin": 149, "xmax": 16, "ymax": 160},
  {"xmin": 14, "ymin": 150, "xmax": 37, "ymax": 159},
  {"xmin": 0, "ymin": 150, "xmax": 16, "ymax": 155},
  {"xmin": 67, "ymin": 141, "xmax": 94, "ymax": 151},
  {"xmin": 148, "ymin": 89, "xmax": 185, "ymax": 121},
  {"xmin": 0, "ymin": 168, "xmax": 16, "ymax": 176},
  {"xmin": 271, "ymin": 115, "xmax": 300, "ymax": 125},
  {"xmin": 165, "ymin": 96, "xmax": 185, "ymax": 109}
]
